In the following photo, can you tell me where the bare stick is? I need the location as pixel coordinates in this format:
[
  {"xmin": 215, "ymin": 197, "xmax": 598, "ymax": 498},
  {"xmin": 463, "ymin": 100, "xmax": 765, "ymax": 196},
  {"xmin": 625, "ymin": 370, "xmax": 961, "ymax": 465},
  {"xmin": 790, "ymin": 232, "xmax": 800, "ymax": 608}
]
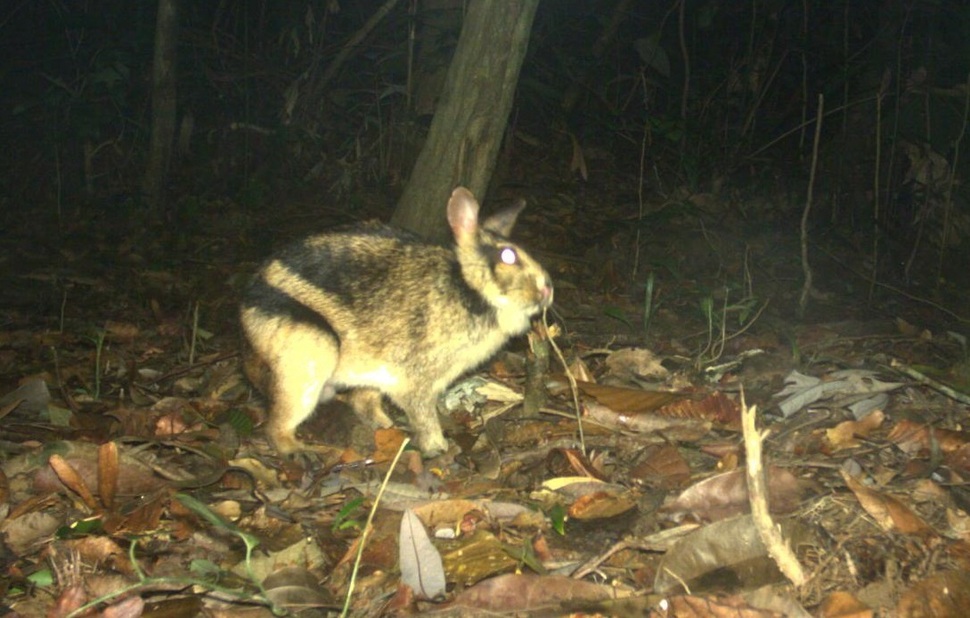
[
  {"xmin": 677, "ymin": 0, "xmax": 689, "ymax": 123},
  {"xmin": 890, "ymin": 358, "xmax": 970, "ymax": 405},
  {"xmin": 741, "ymin": 389, "xmax": 807, "ymax": 586},
  {"xmin": 320, "ymin": 0, "xmax": 402, "ymax": 91},
  {"xmin": 189, "ymin": 301, "xmax": 199, "ymax": 366},
  {"xmin": 544, "ymin": 309, "xmax": 585, "ymax": 456},
  {"xmin": 935, "ymin": 71, "xmax": 970, "ymax": 286},
  {"xmin": 869, "ymin": 90, "xmax": 884, "ymax": 302},
  {"xmin": 340, "ymin": 437, "xmax": 411, "ymax": 618},
  {"xmin": 633, "ymin": 104, "xmax": 647, "ymax": 278},
  {"xmin": 799, "ymin": 0, "xmax": 808, "ymax": 150},
  {"xmin": 798, "ymin": 94, "xmax": 824, "ymax": 318}
]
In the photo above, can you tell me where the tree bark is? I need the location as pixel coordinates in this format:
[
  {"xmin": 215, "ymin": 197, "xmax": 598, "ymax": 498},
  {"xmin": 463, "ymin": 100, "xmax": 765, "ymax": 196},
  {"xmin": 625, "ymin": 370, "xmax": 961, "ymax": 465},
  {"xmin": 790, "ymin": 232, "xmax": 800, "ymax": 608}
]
[
  {"xmin": 392, "ymin": 0, "xmax": 540, "ymax": 240},
  {"xmin": 143, "ymin": 0, "xmax": 179, "ymax": 216}
]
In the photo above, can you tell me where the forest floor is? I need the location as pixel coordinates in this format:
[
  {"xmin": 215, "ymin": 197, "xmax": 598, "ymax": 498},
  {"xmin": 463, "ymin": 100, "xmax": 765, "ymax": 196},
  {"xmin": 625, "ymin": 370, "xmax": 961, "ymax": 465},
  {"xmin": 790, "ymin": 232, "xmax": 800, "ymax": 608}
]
[{"xmin": 3, "ymin": 143, "xmax": 970, "ymax": 617}]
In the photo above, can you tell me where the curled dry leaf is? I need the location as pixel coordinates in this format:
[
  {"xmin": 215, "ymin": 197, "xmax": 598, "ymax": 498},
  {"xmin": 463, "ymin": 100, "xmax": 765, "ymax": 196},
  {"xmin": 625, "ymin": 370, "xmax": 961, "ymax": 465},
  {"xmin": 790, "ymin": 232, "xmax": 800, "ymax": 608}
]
[
  {"xmin": 1, "ymin": 511, "xmax": 61, "ymax": 555},
  {"xmin": 818, "ymin": 590, "xmax": 871, "ymax": 617},
  {"xmin": 585, "ymin": 401, "xmax": 711, "ymax": 439},
  {"xmin": 566, "ymin": 355, "xmax": 593, "ymax": 382},
  {"xmin": 630, "ymin": 444, "xmax": 691, "ymax": 489},
  {"xmin": 48, "ymin": 454, "xmax": 99, "ymax": 510},
  {"xmin": 263, "ymin": 566, "xmax": 339, "ymax": 613},
  {"xmin": 578, "ymin": 381, "xmax": 681, "ymax": 414},
  {"xmin": 98, "ymin": 441, "xmax": 119, "ymax": 511},
  {"xmin": 0, "ymin": 378, "xmax": 50, "ymax": 418},
  {"xmin": 412, "ymin": 499, "xmax": 483, "ymax": 529},
  {"xmin": 63, "ymin": 536, "xmax": 132, "ymax": 575},
  {"xmin": 538, "ymin": 476, "xmax": 636, "ymax": 520},
  {"xmin": 603, "ymin": 347, "xmax": 669, "ymax": 382},
  {"xmin": 661, "ymin": 467, "xmax": 809, "ymax": 522},
  {"xmin": 47, "ymin": 585, "xmax": 87, "ymax": 618},
  {"xmin": 897, "ymin": 570, "xmax": 970, "ymax": 617},
  {"xmin": 448, "ymin": 573, "xmax": 619, "ymax": 613},
  {"xmin": 658, "ymin": 390, "xmax": 741, "ymax": 426},
  {"xmin": 888, "ymin": 420, "xmax": 970, "ymax": 455},
  {"xmin": 545, "ymin": 447, "xmax": 609, "ymax": 480},
  {"xmin": 654, "ymin": 514, "xmax": 818, "ymax": 597},
  {"xmin": 948, "ymin": 443, "xmax": 970, "ymax": 476},
  {"xmin": 102, "ymin": 493, "xmax": 167, "ymax": 536},
  {"xmin": 567, "ymin": 490, "xmax": 637, "ymax": 520},
  {"xmin": 654, "ymin": 515, "xmax": 822, "ymax": 600},
  {"xmin": 841, "ymin": 471, "xmax": 934, "ymax": 536},
  {"xmin": 774, "ymin": 369, "xmax": 903, "ymax": 418},
  {"xmin": 98, "ymin": 592, "xmax": 144, "ymax": 618},
  {"xmin": 411, "ymin": 498, "xmax": 538, "ymax": 533},
  {"xmin": 28, "ymin": 442, "xmax": 161, "ymax": 499},
  {"xmin": 824, "ymin": 410, "xmax": 885, "ymax": 452}
]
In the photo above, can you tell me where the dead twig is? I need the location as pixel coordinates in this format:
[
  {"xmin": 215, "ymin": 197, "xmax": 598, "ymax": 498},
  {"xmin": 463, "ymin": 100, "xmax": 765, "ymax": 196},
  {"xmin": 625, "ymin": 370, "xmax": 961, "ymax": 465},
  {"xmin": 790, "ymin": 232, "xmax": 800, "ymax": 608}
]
[
  {"xmin": 544, "ymin": 308, "xmax": 585, "ymax": 456},
  {"xmin": 935, "ymin": 71, "xmax": 970, "ymax": 286},
  {"xmin": 798, "ymin": 93, "xmax": 824, "ymax": 318},
  {"xmin": 741, "ymin": 388, "xmax": 807, "ymax": 586},
  {"xmin": 889, "ymin": 358, "xmax": 970, "ymax": 405}
]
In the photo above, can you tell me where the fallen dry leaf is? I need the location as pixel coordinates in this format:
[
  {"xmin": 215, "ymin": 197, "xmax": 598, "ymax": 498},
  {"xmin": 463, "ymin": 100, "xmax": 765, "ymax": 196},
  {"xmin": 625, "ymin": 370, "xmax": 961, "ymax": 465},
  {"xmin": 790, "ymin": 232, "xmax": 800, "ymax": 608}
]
[
  {"xmin": 439, "ymin": 529, "xmax": 519, "ymax": 586},
  {"xmin": 584, "ymin": 400, "xmax": 711, "ymax": 438},
  {"xmin": 578, "ymin": 381, "xmax": 682, "ymax": 414},
  {"xmin": 663, "ymin": 593, "xmax": 785, "ymax": 617},
  {"xmin": 98, "ymin": 441, "xmax": 119, "ymax": 510},
  {"xmin": 399, "ymin": 508, "xmax": 446, "ymax": 599},
  {"xmin": 62, "ymin": 536, "xmax": 132, "ymax": 574},
  {"xmin": 448, "ymin": 573, "xmax": 618, "ymax": 613},
  {"xmin": 661, "ymin": 467, "xmax": 809, "ymax": 522},
  {"xmin": 841, "ymin": 471, "xmax": 934, "ymax": 536},
  {"xmin": 568, "ymin": 489, "xmax": 637, "ymax": 519},
  {"xmin": 48, "ymin": 454, "xmax": 99, "ymax": 510},
  {"xmin": 896, "ymin": 570, "xmax": 970, "ymax": 617},
  {"xmin": 655, "ymin": 515, "xmax": 817, "ymax": 597},
  {"xmin": 888, "ymin": 420, "xmax": 970, "ymax": 455},
  {"xmin": 774, "ymin": 369, "xmax": 903, "ymax": 418},
  {"xmin": 630, "ymin": 443, "xmax": 691, "ymax": 489},
  {"xmin": 658, "ymin": 390, "xmax": 741, "ymax": 426},
  {"xmin": 818, "ymin": 590, "xmax": 873, "ymax": 618},
  {"xmin": 825, "ymin": 410, "xmax": 885, "ymax": 452},
  {"xmin": 603, "ymin": 347, "xmax": 669, "ymax": 381},
  {"xmin": 545, "ymin": 446, "xmax": 609, "ymax": 480},
  {"xmin": 28, "ymin": 442, "xmax": 167, "ymax": 498}
]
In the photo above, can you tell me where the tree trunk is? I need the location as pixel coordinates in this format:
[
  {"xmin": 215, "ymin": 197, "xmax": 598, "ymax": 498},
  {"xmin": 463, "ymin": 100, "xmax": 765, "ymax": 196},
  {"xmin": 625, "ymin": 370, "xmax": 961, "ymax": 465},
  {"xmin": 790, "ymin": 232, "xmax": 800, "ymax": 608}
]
[
  {"xmin": 391, "ymin": 0, "xmax": 540, "ymax": 240},
  {"xmin": 143, "ymin": 0, "xmax": 179, "ymax": 216}
]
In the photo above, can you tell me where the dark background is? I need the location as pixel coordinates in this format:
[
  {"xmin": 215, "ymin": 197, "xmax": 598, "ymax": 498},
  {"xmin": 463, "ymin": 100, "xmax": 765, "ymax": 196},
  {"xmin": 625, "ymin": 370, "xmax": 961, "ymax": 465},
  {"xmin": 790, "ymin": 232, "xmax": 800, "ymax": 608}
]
[{"xmin": 1, "ymin": 0, "xmax": 968, "ymax": 324}]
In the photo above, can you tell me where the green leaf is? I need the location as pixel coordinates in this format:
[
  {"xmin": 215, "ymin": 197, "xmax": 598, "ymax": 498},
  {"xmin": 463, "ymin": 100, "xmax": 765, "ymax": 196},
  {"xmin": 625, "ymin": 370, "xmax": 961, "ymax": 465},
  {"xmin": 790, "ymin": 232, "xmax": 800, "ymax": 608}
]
[
  {"xmin": 27, "ymin": 567, "xmax": 55, "ymax": 587},
  {"xmin": 175, "ymin": 493, "xmax": 260, "ymax": 551},
  {"xmin": 224, "ymin": 408, "xmax": 254, "ymax": 436},
  {"xmin": 333, "ymin": 496, "xmax": 365, "ymax": 532},
  {"xmin": 56, "ymin": 516, "xmax": 104, "ymax": 539},
  {"xmin": 549, "ymin": 504, "xmax": 567, "ymax": 535},
  {"xmin": 189, "ymin": 559, "xmax": 224, "ymax": 578},
  {"xmin": 603, "ymin": 306, "xmax": 633, "ymax": 330}
]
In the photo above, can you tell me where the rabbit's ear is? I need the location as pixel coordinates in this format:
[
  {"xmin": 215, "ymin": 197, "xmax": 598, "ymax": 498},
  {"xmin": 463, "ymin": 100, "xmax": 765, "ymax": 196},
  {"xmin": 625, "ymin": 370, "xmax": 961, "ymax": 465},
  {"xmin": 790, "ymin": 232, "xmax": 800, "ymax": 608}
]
[
  {"xmin": 447, "ymin": 187, "xmax": 480, "ymax": 240},
  {"xmin": 482, "ymin": 199, "xmax": 525, "ymax": 237}
]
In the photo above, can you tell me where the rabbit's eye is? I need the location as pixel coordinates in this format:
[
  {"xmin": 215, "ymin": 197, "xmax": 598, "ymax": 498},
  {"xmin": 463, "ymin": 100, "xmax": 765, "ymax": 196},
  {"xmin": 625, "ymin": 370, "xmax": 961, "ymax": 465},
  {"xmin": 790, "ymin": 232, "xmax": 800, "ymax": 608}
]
[{"xmin": 499, "ymin": 247, "xmax": 518, "ymax": 266}]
